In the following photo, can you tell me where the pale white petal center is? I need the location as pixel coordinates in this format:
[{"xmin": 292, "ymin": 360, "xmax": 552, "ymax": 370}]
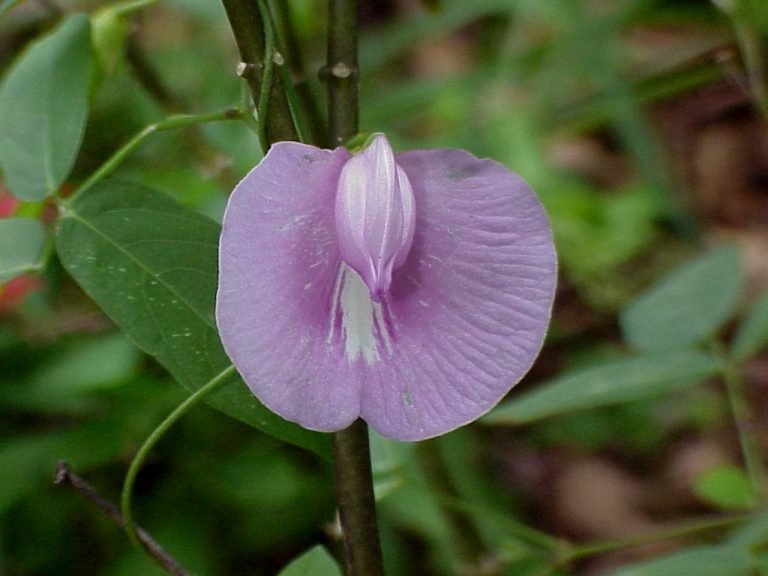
[{"xmin": 329, "ymin": 264, "xmax": 392, "ymax": 364}]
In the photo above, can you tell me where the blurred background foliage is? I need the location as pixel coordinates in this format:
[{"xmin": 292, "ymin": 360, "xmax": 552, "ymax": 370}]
[{"xmin": 1, "ymin": 0, "xmax": 768, "ymax": 574}]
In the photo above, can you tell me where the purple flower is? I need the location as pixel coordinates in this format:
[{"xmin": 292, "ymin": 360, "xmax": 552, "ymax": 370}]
[{"xmin": 216, "ymin": 134, "xmax": 556, "ymax": 441}]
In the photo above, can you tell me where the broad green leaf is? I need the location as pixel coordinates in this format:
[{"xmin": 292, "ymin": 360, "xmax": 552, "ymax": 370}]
[
  {"xmin": 0, "ymin": 15, "xmax": 93, "ymax": 200},
  {"xmin": 277, "ymin": 546, "xmax": 342, "ymax": 576},
  {"xmin": 55, "ymin": 180, "xmax": 331, "ymax": 458},
  {"xmin": 732, "ymin": 289, "xmax": 768, "ymax": 361},
  {"xmin": 608, "ymin": 546, "xmax": 752, "ymax": 576},
  {"xmin": 692, "ymin": 466, "xmax": 757, "ymax": 510},
  {"xmin": 0, "ymin": 217, "xmax": 47, "ymax": 283},
  {"xmin": 483, "ymin": 349, "xmax": 718, "ymax": 425},
  {"xmin": 620, "ymin": 245, "xmax": 742, "ymax": 352}
]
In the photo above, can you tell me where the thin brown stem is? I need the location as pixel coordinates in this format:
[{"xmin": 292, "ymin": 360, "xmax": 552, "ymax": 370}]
[
  {"xmin": 272, "ymin": 0, "xmax": 327, "ymax": 145},
  {"xmin": 221, "ymin": 0, "xmax": 298, "ymax": 145},
  {"xmin": 326, "ymin": 0, "xmax": 359, "ymax": 146},
  {"xmin": 332, "ymin": 421, "xmax": 385, "ymax": 576},
  {"xmin": 54, "ymin": 461, "xmax": 190, "ymax": 576},
  {"xmin": 416, "ymin": 441, "xmax": 500, "ymax": 575}
]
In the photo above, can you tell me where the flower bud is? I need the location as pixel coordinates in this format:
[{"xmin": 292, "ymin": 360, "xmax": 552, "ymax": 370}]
[{"xmin": 335, "ymin": 134, "xmax": 416, "ymax": 300}]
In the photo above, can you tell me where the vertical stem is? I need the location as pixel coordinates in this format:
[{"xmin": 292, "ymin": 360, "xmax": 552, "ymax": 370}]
[
  {"xmin": 734, "ymin": 23, "xmax": 768, "ymax": 118},
  {"xmin": 326, "ymin": 2, "xmax": 381, "ymax": 572},
  {"xmin": 327, "ymin": 0, "xmax": 359, "ymax": 146},
  {"xmin": 713, "ymin": 341, "xmax": 766, "ymax": 501},
  {"xmin": 416, "ymin": 441, "xmax": 496, "ymax": 575},
  {"xmin": 221, "ymin": 0, "xmax": 298, "ymax": 145},
  {"xmin": 272, "ymin": 0, "xmax": 328, "ymax": 145},
  {"xmin": 333, "ymin": 420, "xmax": 385, "ymax": 576}
]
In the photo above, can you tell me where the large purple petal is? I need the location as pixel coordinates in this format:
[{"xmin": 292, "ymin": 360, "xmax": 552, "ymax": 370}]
[
  {"xmin": 360, "ymin": 149, "xmax": 557, "ymax": 440},
  {"xmin": 217, "ymin": 142, "xmax": 359, "ymax": 432},
  {"xmin": 217, "ymin": 143, "xmax": 556, "ymax": 440}
]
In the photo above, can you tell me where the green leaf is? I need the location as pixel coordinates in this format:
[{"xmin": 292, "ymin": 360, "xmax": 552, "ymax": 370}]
[
  {"xmin": 731, "ymin": 289, "xmax": 768, "ymax": 361},
  {"xmin": 55, "ymin": 180, "xmax": 331, "ymax": 458},
  {"xmin": 277, "ymin": 546, "xmax": 342, "ymax": 576},
  {"xmin": 693, "ymin": 466, "xmax": 757, "ymax": 510},
  {"xmin": 608, "ymin": 546, "xmax": 752, "ymax": 576},
  {"xmin": 0, "ymin": 15, "xmax": 93, "ymax": 201},
  {"xmin": 0, "ymin": 217, "xmax": 47, "ymax": 283},
  {"xmin": 620, "ymin": 245, "xmax": 743, "ymax": 352},
  {"xmin": 483, "ymin": 349, "xmax": 718, "ymax": 425}
]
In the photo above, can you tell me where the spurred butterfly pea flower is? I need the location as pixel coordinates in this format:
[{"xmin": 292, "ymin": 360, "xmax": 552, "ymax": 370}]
[{"xmin": 216, "ymin": 134, "xmax": 556, "ymax": 441}]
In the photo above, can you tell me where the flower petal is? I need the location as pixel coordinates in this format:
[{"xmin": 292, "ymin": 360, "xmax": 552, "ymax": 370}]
[
  {"xmin": 335, "ymin": 134, "xmax": 416, "ymax": 299},
  {"xmin": 359, "ymin": 149, "xmax": 557, "ymax": 440},
  {"xmin": 216, "ymin": 142, "xmax": 360, "ymax": 432},
  {"xmin": 217, "ymin": 143, "xmax": 556, "ymax": 441}
]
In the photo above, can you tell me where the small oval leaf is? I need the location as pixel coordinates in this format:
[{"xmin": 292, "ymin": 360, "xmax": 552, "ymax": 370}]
[
  {"xmin": 483, "ymin": 349, "xmax": 718, "ymax": 425},
  {"xmin": 0, "ymin": 14, "xmax": 93, "ymax": 200},
  {"xmin": 620, "ymin": 245, "xmax": 743, "ymax": 352},
  {"xmin": 693, "ymin": 466, "xmax": 757, "ymax": 510}
]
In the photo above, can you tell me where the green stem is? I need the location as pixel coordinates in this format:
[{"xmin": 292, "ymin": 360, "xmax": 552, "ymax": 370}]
[
  {"xmin": 332, "ymin": 421, "xmax": 385, "ymax": 576},
  {"xmin": 327, "ymin": 0, "xmax": 359, "ymax": 146},
  {"xmin": 415, "ymin": 441, "xmax": 494, "ymax": 573},
  {"xmin": 326, "ymin": 2, "xmax": 381, "ymax": 574},
  {"xmin": 255, "ymin": 0, "xmax": 275, "ymax": 152},
  {"xmin": 271, "ymin": 0, "xmax": 328, "ymax": 145},
  {"xmin": 121, "ymin": 365, "xmax": 237, "ymax": 550},
  {"xmin": 254, "ymin": 1, "xmax": 314, "ymax": 148},
  {"xmin": 427, "ymin": 488, "xmax": 565, "ymax": 554},
  {"xmin": 66, "ymin": 108, "xmax": 244, "ymax": 204},
  {"xmin": 221, "ymin": 0, "xmax": 298, "ymax": 145},
  {"xmin": 730, "ymin": 1, "xmax": 768, "ymax": 118},
  {"xmin": 712, "ymin": 340, "xmax": 766, "ymax": 501},
  {"xmin": 561, "ymin": 512, "xmax": 749, "ymax": 564},
  {"xmin": 55, "ymin": 462, "xmax": 190, "ymax": 576}
]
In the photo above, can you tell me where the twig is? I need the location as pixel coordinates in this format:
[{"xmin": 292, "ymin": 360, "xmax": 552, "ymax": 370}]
[
  {"xmin": 731, "ymin": 3, "xmax": 768, "ymax": 118},
  {"xmin": 54, "ymin": 461, "xmax": 190, "ymax": 576},
  {"xmin": 561, "ymin": 512, "xmax": 749, "ymax": 564},
  {"xmin": 326, "ymin": 1, "xmax": 382, "ymax": 573},
  {"xmin": 326, "ymin": 0, "xmax": 359, "ymax": 146},
  {"xmin": 332, "ymin": 420, "xmax": 385, "ymax": 576},
  {"xmin": 712, "ymin": 340, "xmax": 766, "ymax": 501},
  {"xmin": 66, "ymin": 108, "xmax": 244, "ymax": 203},
  {"xmin": 122, "ymin": 365, "xmax": 237, "ymax": 549},
  {"xmin": 416, "ymin": 440, "xmax": 498, "ymax": 575},
  {"xmin": 221, "ymin": 0, "xmax": 298, "ymax": 145},
  {"xmin": 271, "ymin": 0, "xmax": 327, "ymax": 145}
]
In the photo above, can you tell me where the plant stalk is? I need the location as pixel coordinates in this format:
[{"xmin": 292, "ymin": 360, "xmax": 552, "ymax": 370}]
[
  {"xmin": 122, "ymin": 365, "xmax": 237, "ymax": 549},
  {"xmin": 272, "ymin": 0, "xmax": 328, "ymax": 145},
  {"xmin": 332, "ymin": 420, "xmax": 385, "ymax": 576},
  {"xmin": 221, "ymin": 0, "xmax": 298, "ymax": 145},
  {"xmin": 712, "ymin": 341, "xmax": 767, "ymax": 501},
  {"xmin": 326, "ymin": 1, "xmax": 381, "ymax": 573},
  {"xmin": 66, "ymin": 108, "xmax": 243, "ymax": 203},
  {"xmin": 731, "ymin": 0, "xmax": 768, "ymax": 118},
  {"xmin": 327, "ymin": 0, "xmax": 359, "ymax": 146},
  {"xmin": 416, "ymin": 440, "xmax": 495, "ymax": 574},
  {"xmin": 55, "ymin": 461, "xmax": 190, "ymax": 576}
]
